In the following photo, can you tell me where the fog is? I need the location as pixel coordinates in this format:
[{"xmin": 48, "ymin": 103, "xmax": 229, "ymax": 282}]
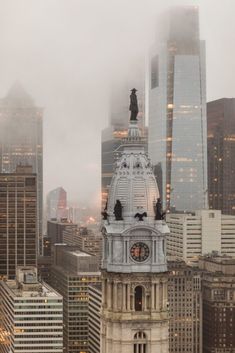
[{"xmin": 0, "ymin": 0, "xmax": 234, "ymax": 208}]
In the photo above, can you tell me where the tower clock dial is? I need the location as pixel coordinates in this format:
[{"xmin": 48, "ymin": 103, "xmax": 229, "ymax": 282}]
[{"xmin": 130, "ymin": 242, "xmax": 150, "ymax": 262}]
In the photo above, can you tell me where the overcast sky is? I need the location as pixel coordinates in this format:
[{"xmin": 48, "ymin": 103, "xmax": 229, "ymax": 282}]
[{"xmin": 0, "ymin": 0, "xmax": 234, "ymax": 208}]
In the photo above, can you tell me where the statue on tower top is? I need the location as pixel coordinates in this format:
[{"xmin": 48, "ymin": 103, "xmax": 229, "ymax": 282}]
[{"xmin": 129, "ymin": 88, "xmax": 139, "ymax": 121}]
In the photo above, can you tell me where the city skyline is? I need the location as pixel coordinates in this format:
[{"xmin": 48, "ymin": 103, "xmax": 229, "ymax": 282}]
[{"xmin": 0, "ymin": 1, "xmax": 235, "ymax": 206}]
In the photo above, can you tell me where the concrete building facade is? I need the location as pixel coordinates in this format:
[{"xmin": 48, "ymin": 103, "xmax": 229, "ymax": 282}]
[
  {"xmin": 88, "ymin": 284, "xmax": 102, "ymax": 353},
  {"xmin": 0, "ymin": 267, "xmax": 63, "ymax": 353},
  {"xmin": 168, "ymin": 261, "xmax": 202, "ymax": 353},
  {"xmin": 166, "ymin": 210, "xmax": 235, "ymax": 265},
  {"xmin": 50, "ymin": 245, "xmax": 100, "ymax": 353},
  {"xmin": 199, "ymin": 255, "xmax": 235, "ymax": 353}
]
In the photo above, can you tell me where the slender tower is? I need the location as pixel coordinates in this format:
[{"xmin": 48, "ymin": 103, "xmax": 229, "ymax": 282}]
[{"xmin": 101, "ymin": 89, "xmax": 169, "ymax": 353}]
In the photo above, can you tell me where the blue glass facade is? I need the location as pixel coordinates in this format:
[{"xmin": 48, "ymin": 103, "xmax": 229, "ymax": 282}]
[{"xmin": 148, "ymin": 6, "xmax": 208, "ymax": 212}]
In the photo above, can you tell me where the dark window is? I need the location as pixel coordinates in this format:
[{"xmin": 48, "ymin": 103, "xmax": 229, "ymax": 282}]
[
  {"xmin": 25, "ymin": 178, "xmax": 35, "ymax": 186},
  {"xmin": 135, "ymin": 286, "xmax": 143, "ymax": 311}
]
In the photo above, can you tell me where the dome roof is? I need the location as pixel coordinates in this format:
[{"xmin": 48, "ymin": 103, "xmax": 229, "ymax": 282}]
[{"xmin": 107, "ymin": 134, "xmax": 159, "ymax": 221}]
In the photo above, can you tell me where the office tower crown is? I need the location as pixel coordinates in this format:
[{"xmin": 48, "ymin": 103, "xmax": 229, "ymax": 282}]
[{"xmin": 3, "ymin": 81, "xmax": 35, "ymax": 108}]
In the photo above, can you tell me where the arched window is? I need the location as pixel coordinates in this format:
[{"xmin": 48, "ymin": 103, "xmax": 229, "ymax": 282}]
[
  {"xmin": 134, "ymin": 286, "xmax": 143, "ymax": 311},
  {"xmin": 134, "ymin": 332, "xmax": 147, "ymax": 353}
]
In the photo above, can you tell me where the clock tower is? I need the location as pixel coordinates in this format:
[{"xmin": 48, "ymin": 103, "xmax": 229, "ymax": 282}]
[{"xmin": 101, "ymin": 89, "xmax": 169, "ymax": 353}]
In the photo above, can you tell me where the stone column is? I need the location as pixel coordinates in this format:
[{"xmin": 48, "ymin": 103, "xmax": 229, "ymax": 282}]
[
  {"xmin": 107, "ymin": 280, "xmax": 111, "ymax": 309},
  {"xmin": 156, "ymin": 283, "xmax": 159, "ymax": 310},
  {"xmin": 127, "ymin": 284, "xmax": 131, "ymax": 311},
  {"xmin": 151, "ymin": 283, "xmax": 155, "ymax": 310},
  {"xmin": 113, "ymin": 282, "xmax": 117, "ymax": 310},
  {"xmin": 163, "ymin": 281, "xmax": 167, "ymax": 308},
  {"xmin": 122, "ymin": 283, "xmax": 126, "ymax": 311}
]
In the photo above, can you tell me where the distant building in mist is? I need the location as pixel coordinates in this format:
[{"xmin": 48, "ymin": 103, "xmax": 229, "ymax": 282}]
[
  {"xmin": 47, "ymin": 218, "xmax": 77, "ymax": 245},
  {"xmin": 0, "ymin": 166, "xmax": 37, "ymax": 280},
  {"xmin": 207, "ymin": 98, "xmax": 235, "ymax": 215},
  {"xmin": 148, "ymin": 6, "xmax": 207, "ymax": 212},
  {"xmin": 101, "ymin": 74, "xmax": 146, "ymax": 210},
  {"xmin": 63, "ymin": 226, "xmax": 102, "ymax": 261},
  {"xmin": 46, "ymin": 186, "xmax": 67, "ymax": 220},
  {"xmin": 0, "ymin": 82, "xmax": 43, "ymax": 253}
]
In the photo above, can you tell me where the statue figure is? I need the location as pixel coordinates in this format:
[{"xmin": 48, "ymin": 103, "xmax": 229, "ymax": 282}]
[
  {"xmin": 114, "ymin": 200, "xmax": 123, "ymax": 220},
  {"xmin": 129, "ymin": 88, "xmax": 139, "ymax": 121},
  {"xmin": 155, "ymin": 198, "xmax": 165, "ymax": 220},
  {"xmin": 134, "ymin": 212, "xmax": 147, "ymax": 221},
  {"xmin": 101, "ymin": 201, "xmax": 109, "ymax": 221}
]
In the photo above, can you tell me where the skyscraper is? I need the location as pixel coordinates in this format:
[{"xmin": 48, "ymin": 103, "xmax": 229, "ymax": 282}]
[
  {"xmin": 46, "ymin": 186, "xmax": 67, "ymax": 220},
  {"xmin": 148, "ymin": 6, "xmax": 207, "ymax": 212},
  {"xmin": 207, "ymin": 98, "xmax": 235, "ymax": 215},
  {"xmin": 0, "ymin": 166, "xmax": 37, "ymax": 279},
  {"xmin": 101, "ymin": 106, "xmax": 169, "ymax": 351},
  {"xmin": 0, "ymin": 83, "xmax": 43, "ymax": 253}
]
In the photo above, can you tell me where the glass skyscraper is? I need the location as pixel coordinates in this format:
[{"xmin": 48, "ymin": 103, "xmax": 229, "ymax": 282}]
[
  {"xmin": 148, "ymin": 6, "xmax": 207, "ymax": 212},
  {"xmin": 46, "ymin": 186, "xmax": 67, "ymax": 220}
]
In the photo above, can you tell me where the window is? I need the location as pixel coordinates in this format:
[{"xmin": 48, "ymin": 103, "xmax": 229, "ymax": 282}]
[
  {"xmin": 134, "ymin": 286, "xmax": 143, "ymax": 311},
  {"xmin": 134, "ymin": 332, "xmax": 147, "ymax": 353}
]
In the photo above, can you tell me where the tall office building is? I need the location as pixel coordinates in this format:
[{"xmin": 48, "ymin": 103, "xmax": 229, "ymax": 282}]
[
  {"xmin": 0, "ymin": 83, "xmax": 43, "ymax": 253},
  {"xmin": 166, "ymin": 210, "xmax": 235, "ymax": 265},
  {"xmin": 101, "ymin": 74, "xmax": 146, "ymax": 210},
  {"xmin": 148, "ymin": 6, "xmax": 207, "ymax": 212},
  {"xmin": 199, "ymin": 255, "xmax": 235, "ymax": 353},
  {"xmin": 0, "ymin": 166, "xmax": 37, "ymax": 279},
  {"xmin": 207, "ymin": 98, "xmax": 235, "ymax": 215},
  {"xmin": 46, "ymin": 187, "xmax": 67, "ymax": 220},
  {"xmin": 101, "ymin": 113, "xmax": 169, "ymax": 351},
  {"xmin": 168, "ymin": 261, "xmax": 202, "ymax": 353},
  {"xmin": 50, "ymin": 245, "xmax": 100, "ymax": 353},
  {"xmin": 0, "ymin": 267, "xmax": 63, "ymax": 353}
]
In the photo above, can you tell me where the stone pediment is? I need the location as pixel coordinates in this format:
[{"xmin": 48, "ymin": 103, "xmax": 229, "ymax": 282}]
[{"xmin": 122, "ymin": 224, "xmax": 162, "ymax": 237}]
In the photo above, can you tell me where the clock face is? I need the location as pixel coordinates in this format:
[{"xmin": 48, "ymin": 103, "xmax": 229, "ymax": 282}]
[{"xmin": 130, "ymin": 242, "xmax": 150, "ymax": 262}]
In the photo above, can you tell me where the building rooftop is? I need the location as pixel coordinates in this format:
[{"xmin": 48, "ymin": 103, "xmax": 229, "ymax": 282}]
[
  {"xmin": 71, "ymin": 250, "xmax": 92, "ymax": 257},
  {"xmin": 3, "ymin": 279, "xmax": 62, "ymax": 299}
]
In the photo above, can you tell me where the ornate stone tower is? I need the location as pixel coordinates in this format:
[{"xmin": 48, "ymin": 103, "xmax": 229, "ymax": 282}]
[{"xmin": 101, "ymin": 90, "xmax": 169, "ymax": 353}]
